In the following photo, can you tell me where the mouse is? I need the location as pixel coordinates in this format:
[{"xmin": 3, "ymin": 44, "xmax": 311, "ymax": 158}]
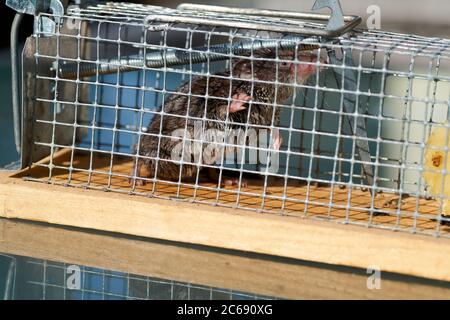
[{"xmin": 129, "ymin": 47, "xmax": 325, "ymax": 187}]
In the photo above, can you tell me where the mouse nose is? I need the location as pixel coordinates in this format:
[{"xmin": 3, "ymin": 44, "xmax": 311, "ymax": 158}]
[{"xmin": 295, "ymin": 55, "xmax": 327, "ymax": 79}]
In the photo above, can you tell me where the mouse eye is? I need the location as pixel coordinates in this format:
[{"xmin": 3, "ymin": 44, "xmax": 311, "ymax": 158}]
[{"xmin": 281, "ymin": 61, "xmax": 289, "ymax": 67}]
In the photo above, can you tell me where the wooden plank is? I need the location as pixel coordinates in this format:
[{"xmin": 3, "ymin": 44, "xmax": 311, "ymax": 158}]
[
  {"xmin": 12, "ymin": 150, "xmax": 447, "ymax": 235},
  {"xmin": 1, "ymin": 171, "xmax": 450, "ymax": 284},
  {"xmin": 1, "ymin": 218, "xmax": 449, "ymax": 299}
]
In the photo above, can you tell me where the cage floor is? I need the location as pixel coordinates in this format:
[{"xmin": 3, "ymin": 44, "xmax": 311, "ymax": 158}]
[{"xmin": 19, "ymin": 148, "xmax": 450, "ymax": 237}]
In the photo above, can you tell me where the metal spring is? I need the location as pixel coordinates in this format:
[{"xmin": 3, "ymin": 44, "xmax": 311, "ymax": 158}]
[{"xmin": 54, "ymin": 36, "xmax": 319, "ymax": 79}]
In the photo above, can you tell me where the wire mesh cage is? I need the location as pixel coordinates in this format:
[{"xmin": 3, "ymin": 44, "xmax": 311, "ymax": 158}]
[{"xmin": 12, "ymin": 1, "xmax": 450, "ymax": 237}]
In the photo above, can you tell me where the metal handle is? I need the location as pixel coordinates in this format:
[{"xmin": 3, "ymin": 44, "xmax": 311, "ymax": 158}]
[{"xmin": 176, "ymin": 2, "xmax": 361, "ymax": 37}]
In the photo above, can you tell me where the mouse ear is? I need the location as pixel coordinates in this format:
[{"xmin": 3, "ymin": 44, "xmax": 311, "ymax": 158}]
[{"xmin": 231, "ymin": 58, "xmax": 253, "ymax": 79}]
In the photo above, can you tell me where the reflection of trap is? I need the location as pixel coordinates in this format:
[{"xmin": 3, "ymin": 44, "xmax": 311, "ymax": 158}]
[
  {"xmin": 4, "ymin": 0, "xmax": 450, "ymax": 262},
  {"xmin": 8, "ymin": 257, "xmax": 269, "ymax": 300}
]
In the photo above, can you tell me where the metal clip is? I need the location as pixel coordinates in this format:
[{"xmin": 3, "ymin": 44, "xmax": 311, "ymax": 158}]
[{"xmin": 6, "ymin": 0, "xmax": 67, "ymax": 15}]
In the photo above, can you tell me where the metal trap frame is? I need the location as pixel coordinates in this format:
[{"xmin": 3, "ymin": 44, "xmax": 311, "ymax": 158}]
[{"xmin": 6, "ymin": 0, "xmax": 450, "ymax": 239}]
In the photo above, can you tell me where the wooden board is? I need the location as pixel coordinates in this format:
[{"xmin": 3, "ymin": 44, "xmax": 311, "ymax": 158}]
[
  {"xmin": 1, "ymin": 218, "xmax": 450, "ymax": 299},
  {"xmin": 1, "ymin": 148, "xmax": 450, "ymax": 283}
]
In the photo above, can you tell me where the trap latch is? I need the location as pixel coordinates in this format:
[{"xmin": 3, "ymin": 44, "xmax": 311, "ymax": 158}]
[{"xmin": 310, "ymin": 1, "xmax": 375, "ymax": 189}]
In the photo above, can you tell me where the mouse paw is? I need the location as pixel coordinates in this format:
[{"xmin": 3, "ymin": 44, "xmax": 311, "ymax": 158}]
[
  {"xmin": 222, "ymin": 177, "xmax": 248, "ymax": 188},
  {"xmin": 382, "ymin": 197, "xmax": 405, "ymax": 209},
  {"xmin": 229, "ymin": 93, "xmax": 251, "ymax": 113},
  {"xmin": 128, "ymin": 177, "xmax": 146, "ymax": 187}
]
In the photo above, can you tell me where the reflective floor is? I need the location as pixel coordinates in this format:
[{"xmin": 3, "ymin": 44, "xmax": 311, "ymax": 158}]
[{"xmin": 0, "ymin": 254, "xmax": 272, "ymax": 300}]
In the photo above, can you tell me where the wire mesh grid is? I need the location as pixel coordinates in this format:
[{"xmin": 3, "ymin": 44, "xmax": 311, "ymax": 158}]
[
  {"xmin": 22, "ymin": 2, "xmax": 450, "ymax": 237},
  {"xmin": 2, "ymin": 255, "xmax": 272, "ymax": 300}
]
